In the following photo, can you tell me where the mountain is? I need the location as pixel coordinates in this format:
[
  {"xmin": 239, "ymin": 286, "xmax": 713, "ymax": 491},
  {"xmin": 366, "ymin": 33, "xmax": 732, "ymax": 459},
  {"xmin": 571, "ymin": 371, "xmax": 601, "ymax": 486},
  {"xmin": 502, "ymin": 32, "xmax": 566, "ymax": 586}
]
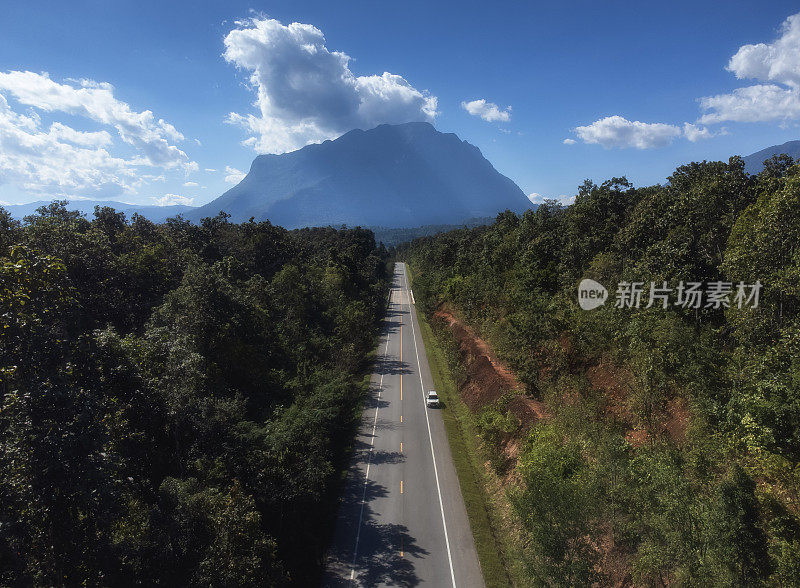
[
  {"xmin": 190, "ymin": 122, "xmax": 531, "ymax": 227},
  {"xmin": 742, "ymin": 140, "xmax": 800, "ymax": 173},
  {"xmin": 1, "ymin": 200, "xmax": 195, "ymax": 223}
]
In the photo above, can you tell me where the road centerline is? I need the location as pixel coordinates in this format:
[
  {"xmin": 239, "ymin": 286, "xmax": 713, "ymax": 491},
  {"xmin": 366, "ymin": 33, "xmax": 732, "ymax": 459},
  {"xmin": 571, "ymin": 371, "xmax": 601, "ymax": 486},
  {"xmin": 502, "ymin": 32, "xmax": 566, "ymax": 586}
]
[{"xmin": 328, "ymin": 264, "xmax": 482, "ymax": 587}]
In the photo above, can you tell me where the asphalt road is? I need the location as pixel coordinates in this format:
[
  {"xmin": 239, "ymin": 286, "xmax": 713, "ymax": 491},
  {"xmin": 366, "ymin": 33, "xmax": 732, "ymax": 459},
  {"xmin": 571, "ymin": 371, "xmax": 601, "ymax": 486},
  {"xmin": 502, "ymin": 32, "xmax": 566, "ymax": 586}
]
[{"xmin": 324, "ymin": 263, "xmax": 484, "ymax": 587}]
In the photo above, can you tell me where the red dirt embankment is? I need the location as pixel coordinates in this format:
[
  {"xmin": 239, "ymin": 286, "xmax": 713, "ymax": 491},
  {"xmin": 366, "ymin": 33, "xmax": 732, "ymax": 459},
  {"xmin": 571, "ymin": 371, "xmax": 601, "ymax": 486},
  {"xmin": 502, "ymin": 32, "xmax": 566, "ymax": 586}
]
[
  {"xmin": 432, "ymin": 308, "xmax": 546, "ymax": 428},
  {"xmin": 586, "ymin": 363, "xmax": 689, "ymax": 447},
  {"xmin": 433, "ymin": 305, "xmax": 687, "ymax": 447}
]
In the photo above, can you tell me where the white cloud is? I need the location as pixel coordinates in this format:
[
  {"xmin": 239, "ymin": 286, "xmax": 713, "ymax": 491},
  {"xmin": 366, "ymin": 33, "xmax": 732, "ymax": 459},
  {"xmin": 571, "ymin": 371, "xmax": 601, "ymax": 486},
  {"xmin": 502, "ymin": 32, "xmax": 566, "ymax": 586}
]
[
  {"xmin": 0, "ymin": 93, "xmax": 141, "ymax": 199},
  {"xmin": 727, "ymin": 14, "xmax": 800, "ymax": 88},
  {"xmin": 573, "ymin": 115, "xmax": 682, "ymax": 149},
  {"xmin": 224, "ymin": 166, "xmax": 245, "ymax": 184},
  {"xmin": 0, "ymin": 71, "xmax": 198, "ymax": 200},
  {"xmin": 699, "ymin": 13, "xmax": 800, "ymax": 125},
  {"xmin": 152, "ymin": 193, "xmax": 194, "ymax": 206},
  {"xmin": 461, "ymin": 99, "xmax": 511, "ymax": 122},
  {"xmin": 204, "ymin": 168, "xmax": 217, "ymax": 172},
  {"xmin": 223, "ymin": 18, "xmax": 438, "ymax": 154},
  {"xmin": 562, "ymin": 138, "xmax": 576, "ymax": 145},
  {"xmin": 48, "ymin": 122, "xmax": 112, "ymax": 147},
  {"xmin": 699, "ymin": 84, "xmax": 800, "ymax": 124},
  {"xmin": 0, "ymin": 71, "xmax": 196, "ymax": 171},
  {"xmin": 528, "ymin": 192, "xmax": 574, "ymax": 205},
  {"xmin": 682, "ymin": 123, "xmax": 714, "ymax": 141},
  {"xmin": 183, "ymin": 181, "xmax": 199, "ymax": 187}
]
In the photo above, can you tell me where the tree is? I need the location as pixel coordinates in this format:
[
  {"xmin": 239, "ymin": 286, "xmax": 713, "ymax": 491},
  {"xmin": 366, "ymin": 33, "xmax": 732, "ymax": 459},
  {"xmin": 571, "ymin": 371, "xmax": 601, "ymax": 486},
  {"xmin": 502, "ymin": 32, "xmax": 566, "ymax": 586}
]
[
  {"xmin": 512, "ymin": 425, "xmax": 600, "ymax": 586},
  {"xmin": 0, "ymin": 210, "xmax": 390, "ymax": 584},
  {"xmin": 707, "ymin": 465, "xmax": 771, "ymax": 586}
]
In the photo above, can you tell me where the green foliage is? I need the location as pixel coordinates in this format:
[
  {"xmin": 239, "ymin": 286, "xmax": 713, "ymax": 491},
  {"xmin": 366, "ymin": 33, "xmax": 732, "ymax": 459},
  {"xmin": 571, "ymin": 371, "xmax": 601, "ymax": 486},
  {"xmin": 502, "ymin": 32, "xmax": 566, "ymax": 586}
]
[
  {"xmin": 511, "ymin": 424, "xmax": 599, "ymax": 586},
  {"xmin": 475, "ymin": 394, "xmax": 523, "ymax": 474},
  {"xmin": 0, "ymin": 205, "xmax": 388, "ymax": 585},
  {"xmin": 706, "ymin": 464, "xmax": 771, "ymax": 586},
  {"xmin": 476, "ymin": 403, "xmax": 521, "ymax": 449},
  {"xmin": 627, "ymin": 446, "xmax": 710, "ymax": 584},
  {"xmin": 401, "ymin": 156, "xmax": 800, "ymax": 586},
  {"xmin": 723, "ymin": 169, "xmax": 800, "ymax": 346}
]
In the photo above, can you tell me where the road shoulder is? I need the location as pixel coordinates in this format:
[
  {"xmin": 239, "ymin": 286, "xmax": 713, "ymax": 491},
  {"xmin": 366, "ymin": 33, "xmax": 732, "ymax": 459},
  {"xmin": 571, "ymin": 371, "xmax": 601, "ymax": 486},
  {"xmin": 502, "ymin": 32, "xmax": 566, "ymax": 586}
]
[{"xmin": 406, "ymin": 265, "xmax": 516, "ymax": 588}]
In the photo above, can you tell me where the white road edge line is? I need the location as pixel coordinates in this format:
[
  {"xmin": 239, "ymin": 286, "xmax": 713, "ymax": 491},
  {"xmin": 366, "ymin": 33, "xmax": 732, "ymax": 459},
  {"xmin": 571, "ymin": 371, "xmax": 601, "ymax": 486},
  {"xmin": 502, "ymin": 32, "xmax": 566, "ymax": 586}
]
[
  {"xmin": 350, "ymin": 288, "xmax": 393, "ymax": 583},
  {"xmin": 403, "ymin": 264, "xmax": 458, "ymax": 588}
]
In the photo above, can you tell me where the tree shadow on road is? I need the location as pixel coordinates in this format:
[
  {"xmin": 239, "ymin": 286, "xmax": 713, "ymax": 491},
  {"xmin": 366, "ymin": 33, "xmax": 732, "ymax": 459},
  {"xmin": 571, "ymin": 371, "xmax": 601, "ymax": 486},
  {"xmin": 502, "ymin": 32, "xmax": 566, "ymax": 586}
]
[
  {"xmin": 378, "ymin": 358, "xmax": 411, "ymax": 376},
  {"xmin": 383, "ymin": 318, "xmax": 403, "ymax": 333},
  {"xmin": 355, "ymin": 521, "xmax": 426, "ymax": 586},
  {"xmin": 368, "ymin": 449, "xmax": 405, "ymax": 465},
  {"xmin": 323, "ymin": 476, "xmax": 426, "ymax": 587}
]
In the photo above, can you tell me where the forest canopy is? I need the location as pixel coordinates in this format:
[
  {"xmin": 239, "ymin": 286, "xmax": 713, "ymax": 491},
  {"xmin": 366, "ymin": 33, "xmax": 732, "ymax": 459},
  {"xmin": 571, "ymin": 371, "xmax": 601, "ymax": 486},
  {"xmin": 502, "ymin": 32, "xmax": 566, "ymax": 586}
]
[
  {"xmin": 0, "ymin": 204, "xmax": 389, "ymax": 586},
  {"xmin": 401, "ymin": 155, "xmax": 800, "ymax": 586}
]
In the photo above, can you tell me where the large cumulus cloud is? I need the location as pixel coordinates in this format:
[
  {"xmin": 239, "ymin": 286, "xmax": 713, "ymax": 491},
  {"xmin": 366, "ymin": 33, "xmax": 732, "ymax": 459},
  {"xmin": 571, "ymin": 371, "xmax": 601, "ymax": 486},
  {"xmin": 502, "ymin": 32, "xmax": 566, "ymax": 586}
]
[{"xmin": 223, "ymin": 18, "xmax": 438, "ymax": 154}]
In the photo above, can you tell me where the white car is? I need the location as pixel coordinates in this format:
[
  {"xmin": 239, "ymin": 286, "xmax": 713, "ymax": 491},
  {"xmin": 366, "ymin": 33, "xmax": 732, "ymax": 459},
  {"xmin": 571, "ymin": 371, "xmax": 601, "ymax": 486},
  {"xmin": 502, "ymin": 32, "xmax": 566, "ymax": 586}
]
[{"xmin": 426, "ymin": 391, "xmax": 440, "ymax": 408}]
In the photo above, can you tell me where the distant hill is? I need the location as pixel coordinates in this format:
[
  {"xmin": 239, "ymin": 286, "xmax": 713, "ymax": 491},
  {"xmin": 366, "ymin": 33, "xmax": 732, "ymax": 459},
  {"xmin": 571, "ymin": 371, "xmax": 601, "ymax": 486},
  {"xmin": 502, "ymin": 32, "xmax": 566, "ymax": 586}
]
[
  {"xmin": 370, "ymin": 217, "xmax": 495, "ymax": 247},
  {"xmin": 742, "ymin": 140, "xmax": 800, "ymax": 173},
  {"xmin": 190, "ymin": 122, "xmax": 531, "ymax": 227},
  {"xmin": 1, "ymin": 200, "xmax": 195, "ymax": 223}
]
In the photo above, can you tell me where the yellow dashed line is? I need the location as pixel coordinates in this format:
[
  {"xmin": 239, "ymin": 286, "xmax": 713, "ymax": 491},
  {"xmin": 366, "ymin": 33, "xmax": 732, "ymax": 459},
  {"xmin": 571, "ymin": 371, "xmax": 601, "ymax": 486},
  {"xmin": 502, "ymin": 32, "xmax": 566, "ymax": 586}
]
[{"xmin": 400, "ymin": 480, "xmax": 404, "ymax": 494}]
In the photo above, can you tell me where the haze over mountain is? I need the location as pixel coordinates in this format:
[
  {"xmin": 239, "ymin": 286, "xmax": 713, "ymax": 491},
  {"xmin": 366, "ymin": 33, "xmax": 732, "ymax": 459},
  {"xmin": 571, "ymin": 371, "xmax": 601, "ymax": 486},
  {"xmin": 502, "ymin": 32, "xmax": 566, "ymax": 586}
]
[
  {"xmin": 8, "ymin": 134, "xmax": 800, "ymax": 228},
  {"xmin": 742, "ymin": 140, "xmax": 800, "ymax": 173},
  {"xmin": 1, "ymin": 200, "xmax": 194, "ymax": 223},
  {"xmin": 190, "ymin": 122, "xmax": 531, "ymax": 227}
]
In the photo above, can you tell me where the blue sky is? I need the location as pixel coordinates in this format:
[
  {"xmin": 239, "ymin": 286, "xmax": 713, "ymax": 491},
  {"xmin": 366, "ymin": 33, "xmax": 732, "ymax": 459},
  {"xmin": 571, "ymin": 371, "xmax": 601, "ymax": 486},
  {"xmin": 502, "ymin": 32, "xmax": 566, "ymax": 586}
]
[{"xmin": 2, "ymin": 0, "xmax": 800, "ymax": 207}]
